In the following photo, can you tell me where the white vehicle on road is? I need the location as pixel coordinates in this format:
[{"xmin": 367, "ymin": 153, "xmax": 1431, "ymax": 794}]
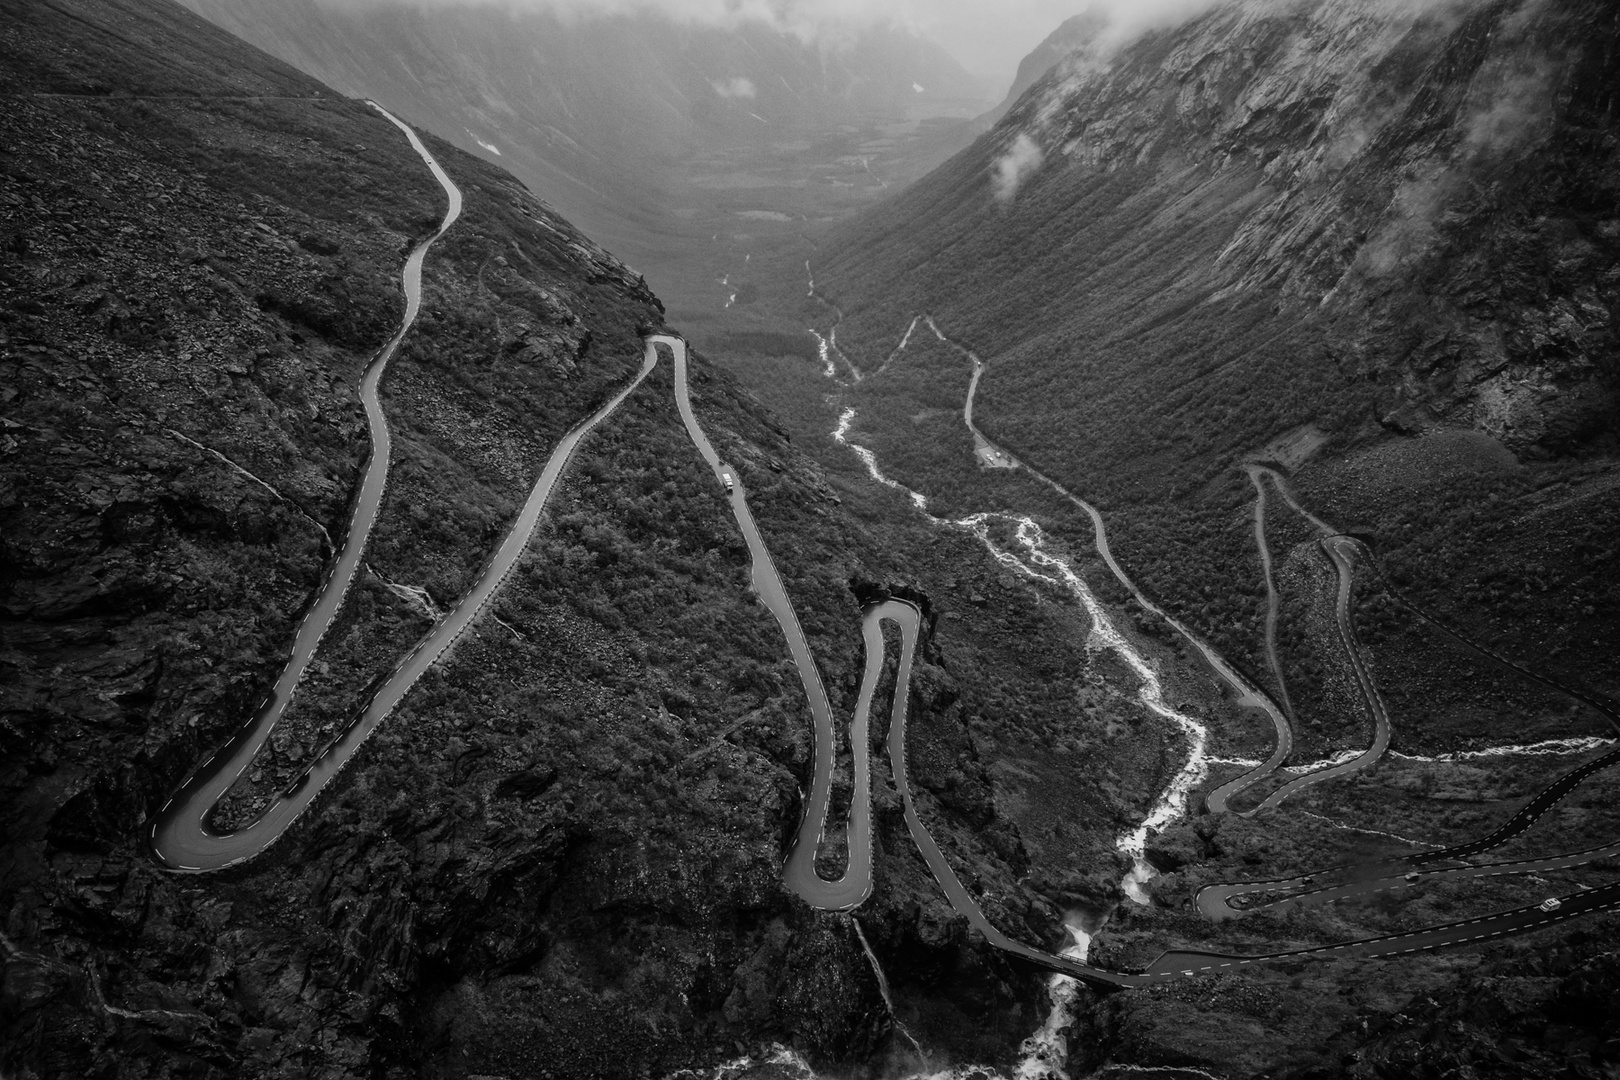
[
  {"xmin": 721, "ymin": 469, "xmax": 735, "ymax": 492},
  {"xmin": 1539, "ymin": 898, "xmax": 1562, "ymax": 912}
]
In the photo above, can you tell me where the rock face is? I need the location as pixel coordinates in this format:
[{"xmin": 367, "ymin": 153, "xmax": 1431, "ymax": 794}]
[
  {"xmin": 841, "ymin": 0, "xmax": 1619, "ymax": 460},
  {"xmin": 7, "ymin": 0, "xmax": 1618, "ymax": 1076}
]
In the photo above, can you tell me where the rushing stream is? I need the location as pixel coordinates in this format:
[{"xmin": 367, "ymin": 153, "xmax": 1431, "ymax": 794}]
[
  {"xmin": 920, "ymin": 318, "xmax": 1295, "ymax": 820},
  {"xmin": 777, "ymin": 312, "xmax": 1620, "ymax": 1071},
  {"xmin": 829, "ymin": 407, "xmax": 1200, "ymax": 905}
]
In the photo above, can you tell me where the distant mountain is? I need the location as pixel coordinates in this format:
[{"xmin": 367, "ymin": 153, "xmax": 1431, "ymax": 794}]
[
  {"xmin": 991, "ymin": 7, "xmax": 1110, "ymax": 120},
  {"xmin": 179, "ymin": 0, "xmax": 991, "ymax": 302}
]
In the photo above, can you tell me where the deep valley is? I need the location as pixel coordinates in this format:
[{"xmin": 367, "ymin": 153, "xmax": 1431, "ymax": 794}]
[{"xmin": 3, "ymin": 0, "xmax": 1619, "ymax": 1078}]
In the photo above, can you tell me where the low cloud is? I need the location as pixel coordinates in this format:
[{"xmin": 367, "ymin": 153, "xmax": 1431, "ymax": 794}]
[
  {"xmin": 317, "ymin": 0, "xmax": 913, "ymax": 41},
  {"xmin": 1464, "ymin": 65, "xmax": 1555, "ymax": 154},
  {"xmin": 992, "ymin": 133, "xmax": 1044, "ymax": 202},
  {"xmin": 309, "ymin": 0, "xmax": 1500, "ymax": 91},
  {"xmin": 710, "ymin": 76, "xmax": 757, "ymax": 99},
  {"xmin": 311, "ymin": 0, "xmax": 1265, "ymax": 88},
  {"xmin": 1046, "ymin": 0, "xmax": 1489, "ymax": 65},
  {"xmin": 1462, "ymin": 4, "xmax": 1559, "ymax": 159},
  {"xmin": 987, "ymin": 0, "xmax": 1503, "ymax": 203},
  {"xmin": 1358, "ymin": 174, "xmax": 1457, "ymax": 278}
]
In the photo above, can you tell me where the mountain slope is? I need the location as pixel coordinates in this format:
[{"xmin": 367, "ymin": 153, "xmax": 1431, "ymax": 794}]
[
  {"xmin": 814, "ymin": 0, "xmax": 1619, "ymax": 747},
  {"xmin": 0, "ymin": 1, "xmax": 1063, "ymax": 1075},
  {"xmin": 777, "ymin": 3, "xmax": 1620, "ymax": 1070},
  {"xmin": 8, "ymin": 1, "xmax": 1620, "ymax": 1077}
]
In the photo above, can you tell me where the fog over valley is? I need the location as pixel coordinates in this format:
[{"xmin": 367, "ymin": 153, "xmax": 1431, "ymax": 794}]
[{"xmin": 295, "ymin": 0, "xmax": 1233, "ymax": 88}]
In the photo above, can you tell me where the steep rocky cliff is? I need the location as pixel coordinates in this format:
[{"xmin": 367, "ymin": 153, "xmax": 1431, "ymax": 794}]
[
  {"xmin": 989, "ymin": 9, "xmax": 1110, "ymax": 122},
  {"xmin": 832, "ymin": 0, "xmax": 1618, "ymax": 455},
  {"xmin": 1010, "ymin": 0, "xmax": 1619, "ymax": 457}
]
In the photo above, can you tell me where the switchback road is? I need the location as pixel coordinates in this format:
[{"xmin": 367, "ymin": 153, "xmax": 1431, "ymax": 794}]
[
  {"xmin": 151, "ymin": 130, "xmax": 1619, "ymax": 991},
  {"xmin": 150, "ymin": 102, "xmax": 465, "ymax": 872}
]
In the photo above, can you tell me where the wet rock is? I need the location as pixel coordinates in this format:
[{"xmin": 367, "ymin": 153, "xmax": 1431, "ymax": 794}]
[
  {"xmin": 1144, "ymin": 820, "xmax": 1207, "ymax": 874},
  {"xmin": 720, "ymin": 918, "xmax": 793, "ymax": 1027},
  {"xmin": 0, "ymin": 958, "xmax": 79, "ymax": 1057},
  {"xmin": 1048, "ymin": 867, "xmax": 1124, "ymax": 911}
]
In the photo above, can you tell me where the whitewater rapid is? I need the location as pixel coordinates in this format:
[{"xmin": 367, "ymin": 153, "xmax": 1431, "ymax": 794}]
[{"xmin": 829, "ymin": 407, "xmax": 1208, "ymax": 894}]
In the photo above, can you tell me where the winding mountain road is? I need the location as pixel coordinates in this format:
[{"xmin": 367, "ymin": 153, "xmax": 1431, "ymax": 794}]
[
  {"xmin": 841, "ymin": 314, "xmax": 1620, "ymax": 983},
  {"xmin": 1198, "ymin": 712, "xmax": 1620, "ymax": 920},
  {"xmin": 1246, "ymin": 465, "xmax": 1295, "ymax": 726},
  {"xmin": 150, "ymin": 103, "xmax": 465, "ymax": 872},
  {"xmin": 659, "ymin": 335, "xmax": 873, "ymax": 911},
  {"xmin": 1238, "ymin": 535, "xmax": 1392, "ymax": 810},
  {"xmin": 149, "ymin": 119, "xmax": 1618, "ymax": 995},
  {"xmin": 922, "ymin": 317, "xmax": 1292, "ymax": 818},
  {"xmin": 1156, "ymin": 881, "xmax": 1620, "ymax": 977},
  {"xmin": 1203, "ymin": 837, "xmax": 1620, "ymax": 920},
  {"xmin": 1195, "ymin": 477, "xmax": 1620, "ymax": 919},
  {"xmin": 807, "ymin": 594, "xmax": 1620, "ymax": 989}
]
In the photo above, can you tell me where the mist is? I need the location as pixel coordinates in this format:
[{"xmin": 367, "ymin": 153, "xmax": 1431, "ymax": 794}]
[
  {"xmin": 992, "ymin": 133, "xmax": 1044, "ymax": 202},
  {"xmin": 305, "ymin": 0, "xmax": 1247, "ymax": 91}
]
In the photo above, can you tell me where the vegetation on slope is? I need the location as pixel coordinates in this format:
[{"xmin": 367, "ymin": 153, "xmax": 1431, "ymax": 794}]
[
  {"xmin": 718, "ymin": 0, "xmax": 1620, "ymax": 1072},
  {"xmin": 808, "ymin": 0, "xmax": 1619, "ymax": 755},
  {"xmin": 0, "ymin": 1, "xmax": 1151, "ymax": 1075}
]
